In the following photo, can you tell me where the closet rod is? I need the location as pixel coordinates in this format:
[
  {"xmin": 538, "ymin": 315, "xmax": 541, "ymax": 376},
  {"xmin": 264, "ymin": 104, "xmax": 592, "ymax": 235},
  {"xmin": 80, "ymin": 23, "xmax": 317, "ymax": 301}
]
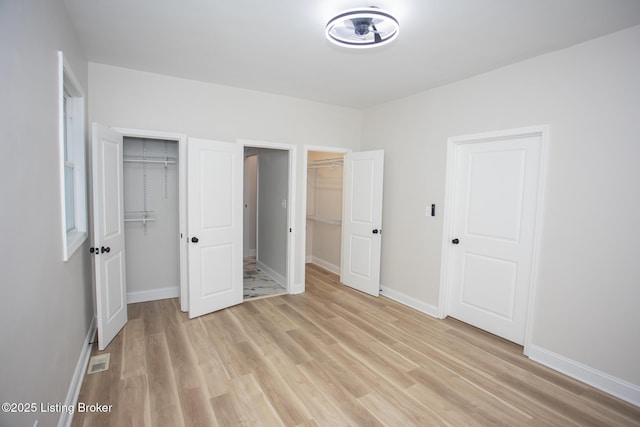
[
  {"xmin": 309, "ymin": 157, "xmax": 343, "ymax": 165},
  {"xmin": 124, "ymin": 218, "xmax": 157, "ymax": 223}
]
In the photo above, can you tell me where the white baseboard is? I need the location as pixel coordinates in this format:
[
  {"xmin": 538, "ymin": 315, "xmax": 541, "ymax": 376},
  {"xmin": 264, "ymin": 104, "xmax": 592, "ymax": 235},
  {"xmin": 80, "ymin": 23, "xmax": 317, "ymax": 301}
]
[
  {"xmin": 58, "ymin": 316, "xmax": 96, "ymax": 427},
  {"xmin": 305, "ymin": 255, "xmax": 313, "ymax": 263},
  {"xmin": 127, "ymin": 286, "xmax": 179, "ymax": 304},
  {"xmin": 291, "ymin": 282, "xmax": 305, "ymax": 294},
  {"xmin": 309, "ymin": 256, "xmax": 340, "ymax": 275},
  {"xmin": 379, "ymin": 289, "xmax": 640, "ymax": 406},
  {"xmin": 527, "ymin": 345, "xmax": 640, "ymax": 407},
  {"xmin": 249, "ymin": 249, "xmax": 256, "ymax": 257},
  {"xmin": 380, "ymin": 286, "xmax": 440, "ymax": 318},
  {"xmin": 256, "ymin": 260, "xmax": 286, "ymax": 286}
]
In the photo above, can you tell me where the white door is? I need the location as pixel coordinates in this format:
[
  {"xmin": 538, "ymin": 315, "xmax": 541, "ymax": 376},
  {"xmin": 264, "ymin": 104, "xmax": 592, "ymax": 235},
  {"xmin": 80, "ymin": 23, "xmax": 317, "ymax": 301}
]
[
  {"xmin": 447, "ymin": 134, "xmax": 542, "ymax": 344},
  {"xmin": 91, "ymin": 123, "xmax": 127, "ymax": 350},
  {"xmin": 188, "ymin": 138, "xmax": 243, "ymax": 318},
  {"xmin": 340, "ymin": 150, "xmax": 384, "ymax": 296}
]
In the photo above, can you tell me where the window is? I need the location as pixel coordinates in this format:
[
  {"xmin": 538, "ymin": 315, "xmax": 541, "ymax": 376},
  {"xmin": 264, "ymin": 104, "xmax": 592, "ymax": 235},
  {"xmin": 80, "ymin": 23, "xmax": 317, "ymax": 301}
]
[{"xmin": 58, "ymin": 52, "xmax": 87, "ymax": 260}]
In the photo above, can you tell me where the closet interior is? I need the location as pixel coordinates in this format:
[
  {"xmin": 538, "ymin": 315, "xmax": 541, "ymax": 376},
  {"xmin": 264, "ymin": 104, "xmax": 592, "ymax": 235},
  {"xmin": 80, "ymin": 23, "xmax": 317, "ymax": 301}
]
[
  {"xmin": 306, "ymin": 151, "xmax": 344, "ymax": 274},
  {"xmin": 123, "ymin": 137, "xmax": 180, "ymax": 301}
]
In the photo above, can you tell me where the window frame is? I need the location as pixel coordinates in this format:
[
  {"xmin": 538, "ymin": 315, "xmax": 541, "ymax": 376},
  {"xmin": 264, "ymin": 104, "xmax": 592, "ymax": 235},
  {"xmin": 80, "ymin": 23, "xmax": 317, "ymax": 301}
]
[{"xmin": 58, "ymin": 51, "xmax": 87, "ymax": 261}]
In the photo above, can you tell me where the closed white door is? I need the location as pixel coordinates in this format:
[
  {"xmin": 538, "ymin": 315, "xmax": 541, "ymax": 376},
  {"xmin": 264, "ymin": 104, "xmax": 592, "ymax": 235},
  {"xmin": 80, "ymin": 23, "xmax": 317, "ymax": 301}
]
[
  {"xmin": 341, "ymin": 150, "xmax": 384, "ymax": 296},
  {"xmin": 188, "ymin": 138, "xmax": 243, "ymax": 318},
  {"xmin": 91, "ymin": 123, "xmax": 127, "ymax": 350},
  {"xmin": 447, "ymin": 134, "xmax": 542, "ymax": 344}
]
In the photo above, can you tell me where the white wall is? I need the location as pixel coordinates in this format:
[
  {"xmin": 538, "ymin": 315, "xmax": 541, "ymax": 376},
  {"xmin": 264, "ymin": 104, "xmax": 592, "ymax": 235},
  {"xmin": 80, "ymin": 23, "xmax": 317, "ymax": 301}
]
[
  {"xmin": 0, "ymin": 1, "xmax": 94, "ymax": 426},
  {"xmin": 88, "ymin": 63, "xmax": 362, "ymax": 289},
  {"xmin": 361, "ymin": 25, "xmax": 640, "ymax": 393}
]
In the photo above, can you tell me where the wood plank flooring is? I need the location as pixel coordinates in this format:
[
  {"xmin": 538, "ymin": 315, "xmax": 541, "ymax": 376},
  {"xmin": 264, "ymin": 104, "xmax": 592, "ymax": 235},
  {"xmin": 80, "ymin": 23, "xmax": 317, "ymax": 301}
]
[{"xmin": 72, "ymin": 264, "xmax": 640, "ymax": 426}]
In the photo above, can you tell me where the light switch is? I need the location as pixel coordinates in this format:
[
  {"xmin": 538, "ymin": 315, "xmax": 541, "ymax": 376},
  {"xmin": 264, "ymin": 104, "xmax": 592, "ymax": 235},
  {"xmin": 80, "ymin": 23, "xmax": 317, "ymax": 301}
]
[{"xmin": 426, "ymin": 203, "xmax": 435, "ymax": 217}]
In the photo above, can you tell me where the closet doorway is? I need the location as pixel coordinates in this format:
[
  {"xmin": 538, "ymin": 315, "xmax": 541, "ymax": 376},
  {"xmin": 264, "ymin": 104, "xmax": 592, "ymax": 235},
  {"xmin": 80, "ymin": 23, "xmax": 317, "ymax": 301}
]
[
  {"xmin": 241, "ymin": 142, "xmax": 295, "ymax": 300},
  {"xmin": 305, "ymin": 150, "xmax": 346, "ymax": 275},
  {"xmin": 92, "ymin": 125, "xmax": 188, "ymax": 349},
  {"xmin": 123, "ymin": 137, "xmax": 181, "ymax": 304},
  {"xmin": 303, "ymin": 145, "xmax": 385, "ymax": 296}
]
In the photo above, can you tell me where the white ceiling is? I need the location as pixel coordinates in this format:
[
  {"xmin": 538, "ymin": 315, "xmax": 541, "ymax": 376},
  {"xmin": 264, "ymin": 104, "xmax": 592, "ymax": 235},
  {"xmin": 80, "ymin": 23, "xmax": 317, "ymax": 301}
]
[{"xmin": 64, "ymin": 0, "xmax": 640, "ymax": 108}]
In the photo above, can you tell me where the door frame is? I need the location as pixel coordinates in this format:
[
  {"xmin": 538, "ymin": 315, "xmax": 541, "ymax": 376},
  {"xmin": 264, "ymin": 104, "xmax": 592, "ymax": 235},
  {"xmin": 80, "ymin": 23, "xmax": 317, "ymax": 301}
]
[
  {"xmin": 238, "ymin": 139, "xmax": 296, "ymax": 295},
  {"xmin": 301, "ymin": 145, "xmax": 352, "ymax": 293},
  {"xmin": 438, "ymin": 125, "xmax": 549, "ymax": 355},
  {"xmin": 113, "ymin": 127, "xmax": 189, "ymax": 311}
]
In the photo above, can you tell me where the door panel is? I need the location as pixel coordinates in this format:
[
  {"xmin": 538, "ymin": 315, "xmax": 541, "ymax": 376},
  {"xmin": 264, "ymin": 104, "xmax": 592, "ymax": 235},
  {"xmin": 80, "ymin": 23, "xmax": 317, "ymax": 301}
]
[
  {"xmin": 104, "ymin": 252, "xmax": 126, "ymax": 320},
  {"xmin": 341, "ymin": 150, "xmax": 384, "ymax": 296},
  {"xmin": 461, "ymin": 253, "xmax": 518, "ymax": 319},
  {"xmin": 92, "ymin": 123, "xmax": 127, "ymax": 350},
  {"xmin": 448, "ymin": 135, "xmax": 541, "ymax": 344},
  {"xmin": 188, "ymin": 138, "xmax": 242, "ymax": 318},
  {"xmin": 466, "ymin": 149, "xmax": 527, "ymax": 241}
]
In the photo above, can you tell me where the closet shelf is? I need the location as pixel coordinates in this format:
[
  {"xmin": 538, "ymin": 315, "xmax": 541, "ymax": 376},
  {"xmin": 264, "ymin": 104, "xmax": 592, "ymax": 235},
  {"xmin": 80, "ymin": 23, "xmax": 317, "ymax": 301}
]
[
  {"xmin": 308, "ymin": 158, "xmax": 343, "ymax": 169},
  {"xmin": 123, "ymin": 155, "xmax": 176, "ymax": 165},
  {"xmin": 124, "ymin": 210, "xmax": 156, "ymax": 225},
  {"xmin": 124, "ymin": 218, "xmax": 156, "ymax": 224},
  {"xmin": 306, "ymin": 215, "xmax": 341, "ymax": 225}
]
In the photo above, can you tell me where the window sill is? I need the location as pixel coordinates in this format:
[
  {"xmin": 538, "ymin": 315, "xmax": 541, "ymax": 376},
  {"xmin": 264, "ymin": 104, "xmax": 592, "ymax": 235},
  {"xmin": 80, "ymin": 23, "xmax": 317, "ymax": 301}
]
[{"xmin": 65, "ymin": 230, "xmax": 88, "ymax": 261}]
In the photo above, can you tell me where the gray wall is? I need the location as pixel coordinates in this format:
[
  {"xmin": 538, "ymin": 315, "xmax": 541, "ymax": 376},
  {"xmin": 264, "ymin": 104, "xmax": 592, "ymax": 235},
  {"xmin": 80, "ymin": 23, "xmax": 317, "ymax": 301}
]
[
  {"xmin": 256, "ymin": 149, "xmax": 289, "ymax": 283},
  {"xmin": 361, "ymin": 25, "xmax": 640, "ymax": 387},
  {"xmin": 0, "ymin": 1, "xmax": 94, "ymax": 426},
  {"xmin": 243, "ymin": 155, "xmax": 258, "ymax": 257}
]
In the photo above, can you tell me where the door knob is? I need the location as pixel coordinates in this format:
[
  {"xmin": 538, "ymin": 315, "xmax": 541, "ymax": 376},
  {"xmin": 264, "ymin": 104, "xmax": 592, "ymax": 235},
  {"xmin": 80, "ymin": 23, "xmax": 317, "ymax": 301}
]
[
  {"xmin": 452, "ymin": 238, "xmax": 460, "ymax": 245},
  {"xmin": 372, "ymin": 229, "xmax": 379, "ymax": 234},
  {"xmin": 191, "ymin": 237, "xmax": 199, "ymax": 243},
  {"xmin": 100, "ymin": 246, "xmax": 111, "ymax": 253}
]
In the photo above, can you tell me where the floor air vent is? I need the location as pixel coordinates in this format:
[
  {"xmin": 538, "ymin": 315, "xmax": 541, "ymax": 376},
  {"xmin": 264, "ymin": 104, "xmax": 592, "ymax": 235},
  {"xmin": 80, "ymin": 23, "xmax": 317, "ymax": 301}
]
[{"xmin": 87, "ymin": 353, "xmax": 110, "ymax": 374}]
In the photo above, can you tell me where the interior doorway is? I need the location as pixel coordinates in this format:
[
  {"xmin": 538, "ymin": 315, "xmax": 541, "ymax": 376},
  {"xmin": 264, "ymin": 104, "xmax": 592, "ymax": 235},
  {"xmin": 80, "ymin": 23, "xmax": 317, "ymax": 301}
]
[
  {"xmin": 242, "ymin": 143, "xmax": 294, "ymax": 300},
  {"xmin": 439, "ymin": 125, "xmax": 548, "ymax": 348},
  {"xmin": 305, "ymin": 150, "xmax": 345, "ymax": 274},
  {"xmin": 303, "ymin": 147, "xmax": 385, "ymax": 297},
  {"xmin": 122, "ymin": 137, "xmax": 180, "ymax": 303}
]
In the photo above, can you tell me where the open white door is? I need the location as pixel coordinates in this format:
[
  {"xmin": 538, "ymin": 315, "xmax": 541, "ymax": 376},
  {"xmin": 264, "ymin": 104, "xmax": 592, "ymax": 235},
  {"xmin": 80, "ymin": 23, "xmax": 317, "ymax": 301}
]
[
  {"xmin": 188, "ymin": 138, "xmax": 243, "ymax": 318},
  {"xmin": 92, "ymin": 123, "xmax": 127, "ymax": 350},
  {"xmin": 340, "ymin": 150, "xmax": 384, "ymax": 296}
]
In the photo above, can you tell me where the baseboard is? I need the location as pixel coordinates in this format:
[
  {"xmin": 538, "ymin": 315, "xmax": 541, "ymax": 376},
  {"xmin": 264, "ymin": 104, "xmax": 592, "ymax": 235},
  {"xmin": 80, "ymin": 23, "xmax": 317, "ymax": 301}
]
[
  {"xmin": 305, "ymin": 256, "xmax": 313, "ymax": 263},
  {"xmin": 256, "ymin": 260, "xmax": 286, "ymax": 286},
  {"xmin": 309, "ymin": 256, "xmax": 340, "ymax": 275},
  {"xmin": 127, "ymin": 286, "xmax": 179, "ymax": 304},
  {"xmin": 527, "ymin": 344, "xmax": 640, "ymax": 406},
  {"xmin": 291, "ymin": 282, "xmax": 305, "ymax": 294},
  {"xmin": 58, "ymin": 316, "xmax": 96, "ymax": 427},
  {"xmin": 249, "ymin": 249, "xmax": 256, "ymax": 257},
  {"xmin": 380, "ymin": 286, "xmax": 440, "ymax": 318}
]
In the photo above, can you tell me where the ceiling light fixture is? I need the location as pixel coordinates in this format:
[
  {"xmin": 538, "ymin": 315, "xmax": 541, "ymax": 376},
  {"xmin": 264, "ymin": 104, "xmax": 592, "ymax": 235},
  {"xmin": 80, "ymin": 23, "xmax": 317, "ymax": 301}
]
[{"xmin": 325, "ymin": 6, "xmax": 399, "ymax": 49}]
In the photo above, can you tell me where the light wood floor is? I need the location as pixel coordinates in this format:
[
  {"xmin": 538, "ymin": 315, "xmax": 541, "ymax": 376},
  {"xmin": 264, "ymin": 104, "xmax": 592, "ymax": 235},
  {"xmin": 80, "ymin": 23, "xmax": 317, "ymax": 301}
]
[{"xmin": 72, "ymin": 264, "xmax": 640, "ymax": 426}]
